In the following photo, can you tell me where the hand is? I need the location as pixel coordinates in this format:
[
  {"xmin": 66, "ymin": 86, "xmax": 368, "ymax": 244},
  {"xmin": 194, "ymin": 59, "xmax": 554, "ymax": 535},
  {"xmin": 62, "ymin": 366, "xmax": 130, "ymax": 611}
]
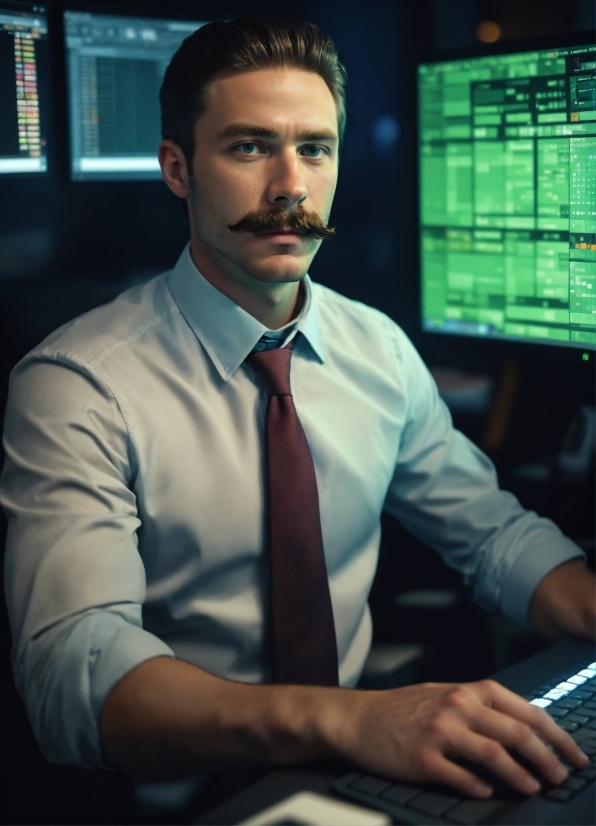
[
  {"xmin": 529, "ymin": 560, "xmax": 596, "ymax": 642},
  {"xmin": 333, "ymin": 679, "xmax": 588, "ymax": 798}
]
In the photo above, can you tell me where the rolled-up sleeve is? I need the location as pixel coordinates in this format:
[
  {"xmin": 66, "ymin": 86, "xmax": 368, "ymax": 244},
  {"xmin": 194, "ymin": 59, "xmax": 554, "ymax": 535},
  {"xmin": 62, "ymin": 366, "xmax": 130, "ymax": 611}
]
[
  {"xmin": 383, "ymin": 329, "xmax": 585, "ymax": 628},
  {"xmin": 0, "ymin": 357, "xmax": 174, "ymax": 769}
]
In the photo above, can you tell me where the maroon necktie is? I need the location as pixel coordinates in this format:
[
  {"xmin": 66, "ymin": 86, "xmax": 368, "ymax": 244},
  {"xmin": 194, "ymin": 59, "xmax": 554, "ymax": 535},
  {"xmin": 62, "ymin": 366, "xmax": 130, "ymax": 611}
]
[{"xmin": 248, "ymin": 336, "xmax": 339, "ymax": 686}]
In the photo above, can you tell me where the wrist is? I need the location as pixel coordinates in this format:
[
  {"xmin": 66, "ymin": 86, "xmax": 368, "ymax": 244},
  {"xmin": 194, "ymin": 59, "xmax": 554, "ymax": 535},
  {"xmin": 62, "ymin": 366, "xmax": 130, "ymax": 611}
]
[
  {"xmin": 294, "ymin": 684, "xmax": 369, "ymax": 764},
  {"xmin": 252, "ymin": 684, "xmax": 347, "ymax": 765}
]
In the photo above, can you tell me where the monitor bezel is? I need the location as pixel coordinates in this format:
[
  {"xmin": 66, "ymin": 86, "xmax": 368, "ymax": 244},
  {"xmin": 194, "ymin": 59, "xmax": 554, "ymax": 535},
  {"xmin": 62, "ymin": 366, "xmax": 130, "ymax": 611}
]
[{"xmin": 415, "ymin": 29, "xmax": 596, "ymax": 365}]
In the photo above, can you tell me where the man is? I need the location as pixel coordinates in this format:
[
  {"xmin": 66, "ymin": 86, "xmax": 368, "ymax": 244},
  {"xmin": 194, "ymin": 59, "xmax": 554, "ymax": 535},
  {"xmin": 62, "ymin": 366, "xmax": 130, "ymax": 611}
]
[{"xmin": 1, "ymin": 16, "xmax": 594, "ymax": 803}]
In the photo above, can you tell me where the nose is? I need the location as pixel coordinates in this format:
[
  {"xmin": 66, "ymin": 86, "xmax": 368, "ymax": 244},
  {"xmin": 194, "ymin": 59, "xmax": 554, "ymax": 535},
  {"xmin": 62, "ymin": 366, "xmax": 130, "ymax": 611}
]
[{"xmin": 266, "ymin": 150, "xmax": 308, "ymax": 210}]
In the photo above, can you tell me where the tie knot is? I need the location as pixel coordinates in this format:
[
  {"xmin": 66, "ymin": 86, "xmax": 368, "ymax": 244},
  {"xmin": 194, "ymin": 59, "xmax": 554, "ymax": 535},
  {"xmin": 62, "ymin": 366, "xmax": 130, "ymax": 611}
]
[{"xmin": 248, "ymin": 344, "xmax": 293, "ymax": 396}]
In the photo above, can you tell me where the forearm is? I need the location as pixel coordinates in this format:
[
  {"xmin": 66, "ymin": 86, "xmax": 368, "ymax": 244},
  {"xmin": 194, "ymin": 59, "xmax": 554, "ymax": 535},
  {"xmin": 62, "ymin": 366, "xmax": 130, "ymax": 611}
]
[
  {"xmin": 98, "ymin": 656, "xmax": 342, "ymax": 781},
  {"xmin": 100, "ymin": 657, "xmax": 589, "ymax": 800}
]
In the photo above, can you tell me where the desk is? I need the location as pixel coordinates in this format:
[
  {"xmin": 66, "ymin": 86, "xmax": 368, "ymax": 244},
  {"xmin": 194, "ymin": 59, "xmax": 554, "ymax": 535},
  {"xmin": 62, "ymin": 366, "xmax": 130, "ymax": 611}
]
[{"xmin": 194, "ymin": 762, "xmax": 350, "ymax": 825}]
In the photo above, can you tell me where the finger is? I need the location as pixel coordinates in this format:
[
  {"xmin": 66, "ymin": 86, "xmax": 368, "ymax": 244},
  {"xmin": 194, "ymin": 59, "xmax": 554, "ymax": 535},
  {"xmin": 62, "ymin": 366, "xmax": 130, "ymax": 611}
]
[
  {"xmin": 417, "ymin": 751, "xmax": 494, "ymax": 799},
  {"xmin": 473, "ymin": 680, "xmax": 589, "ymax": 767},
  {"xmin": 455, "ymin": 729, "xmax": 543, "ymax": 796},
  {"xmin": 471, "ymin": 705, "xmax": 570, "ymax": 786},
  {"xmin": 533, "ymin": 710, "xmax": 590, "ymax": 768}
]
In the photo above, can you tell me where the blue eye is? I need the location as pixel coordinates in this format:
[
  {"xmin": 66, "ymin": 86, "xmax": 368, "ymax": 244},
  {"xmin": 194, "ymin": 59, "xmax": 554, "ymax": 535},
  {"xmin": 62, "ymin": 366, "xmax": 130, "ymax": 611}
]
[
  {"xmin": 302, "ymin": 145, "xmax": 325, "ymax": 158},
  {"xmin": 235, "ymin": 143, "xmax": 260, "ymax": 154}
]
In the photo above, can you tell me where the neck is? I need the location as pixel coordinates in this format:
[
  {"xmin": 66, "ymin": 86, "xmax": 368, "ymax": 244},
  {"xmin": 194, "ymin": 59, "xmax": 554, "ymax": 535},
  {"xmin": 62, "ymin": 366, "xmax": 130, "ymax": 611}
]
[{"xmin": 189, "ymin": 237, "xmax": 303, "ymax": 330}]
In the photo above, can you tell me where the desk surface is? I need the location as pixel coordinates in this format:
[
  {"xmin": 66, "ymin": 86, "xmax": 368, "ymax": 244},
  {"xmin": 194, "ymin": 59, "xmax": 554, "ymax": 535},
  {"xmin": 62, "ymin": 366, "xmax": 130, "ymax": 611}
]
[{"xmin": 194, "ymin": 762, "xmax": 349, "ymax": 825}]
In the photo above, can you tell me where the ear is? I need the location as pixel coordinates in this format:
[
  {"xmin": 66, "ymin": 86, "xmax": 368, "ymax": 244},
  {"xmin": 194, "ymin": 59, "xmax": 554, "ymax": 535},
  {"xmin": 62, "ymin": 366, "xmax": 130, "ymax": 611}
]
[{"xmin": 159, "ymin": 140, "xmax": 190, "ymax": 199}]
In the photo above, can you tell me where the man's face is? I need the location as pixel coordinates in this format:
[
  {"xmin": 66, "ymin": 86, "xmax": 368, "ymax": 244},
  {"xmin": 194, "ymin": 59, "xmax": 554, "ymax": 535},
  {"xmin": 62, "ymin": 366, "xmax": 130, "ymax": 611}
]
[{"xmin": 186, "ymin": 67, "xmax": 339, "ymax": 286}]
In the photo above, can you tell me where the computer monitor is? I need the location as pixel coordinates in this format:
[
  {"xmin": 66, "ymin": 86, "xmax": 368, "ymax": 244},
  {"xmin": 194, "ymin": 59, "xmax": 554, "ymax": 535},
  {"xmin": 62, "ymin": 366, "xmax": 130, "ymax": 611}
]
[
  {"xmin": 0, "ymin": 1, "xmax": 48, "ymax": 174},
  {"xmin": 418, "ymin": 36, "xmax": 596, "ymax": 353},
  {"xmin": 64, "ymin": 10, "xmax": 209, "ymax": 181}
]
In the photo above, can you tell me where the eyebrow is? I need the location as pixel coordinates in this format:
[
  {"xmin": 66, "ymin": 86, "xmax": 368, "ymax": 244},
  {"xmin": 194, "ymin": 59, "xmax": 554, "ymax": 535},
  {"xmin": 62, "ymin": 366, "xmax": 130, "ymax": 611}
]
[{"xmin": 216, "ymin": 122, "xmax": 339, "ymax": 143}]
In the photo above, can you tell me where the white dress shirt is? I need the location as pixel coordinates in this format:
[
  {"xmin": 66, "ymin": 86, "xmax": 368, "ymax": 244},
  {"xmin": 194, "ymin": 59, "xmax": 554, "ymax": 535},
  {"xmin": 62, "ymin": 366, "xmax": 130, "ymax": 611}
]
[{"xmin": 0, "ymin": 244, "xmax": 584, "ymax": 769}]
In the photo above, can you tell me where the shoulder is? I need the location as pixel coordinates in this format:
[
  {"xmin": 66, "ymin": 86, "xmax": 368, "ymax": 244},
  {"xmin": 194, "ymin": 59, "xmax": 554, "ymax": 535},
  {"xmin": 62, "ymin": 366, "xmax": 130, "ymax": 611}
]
[
  {"xmin": 311, "ymin": 280, "xmax": 418, "ymax": 362},
  {"xmin": 14, "ymin": 272, "xmax": 180, "ymax": 377}
]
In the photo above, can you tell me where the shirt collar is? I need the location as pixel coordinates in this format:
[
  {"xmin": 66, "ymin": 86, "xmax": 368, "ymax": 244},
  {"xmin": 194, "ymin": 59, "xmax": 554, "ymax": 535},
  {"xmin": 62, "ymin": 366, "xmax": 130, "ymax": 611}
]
[{"xmin": 168, "ymin": 243, "xmax": 325, "ymax": 382}]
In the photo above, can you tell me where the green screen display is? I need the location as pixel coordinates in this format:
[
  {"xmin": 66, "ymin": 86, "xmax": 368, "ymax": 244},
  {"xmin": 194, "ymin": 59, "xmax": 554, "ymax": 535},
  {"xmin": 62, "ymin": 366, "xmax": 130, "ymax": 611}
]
[{"xmin": 418, "ymin": 43, "xmax": 596, "ymax": 349}]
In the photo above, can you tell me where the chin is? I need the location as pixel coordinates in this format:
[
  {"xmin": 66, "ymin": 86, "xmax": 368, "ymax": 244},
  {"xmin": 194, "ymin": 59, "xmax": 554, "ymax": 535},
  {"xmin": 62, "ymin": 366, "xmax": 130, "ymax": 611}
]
[{"xmin": 245, "ymin": 258, "xmax": 309, "ymax": 284}]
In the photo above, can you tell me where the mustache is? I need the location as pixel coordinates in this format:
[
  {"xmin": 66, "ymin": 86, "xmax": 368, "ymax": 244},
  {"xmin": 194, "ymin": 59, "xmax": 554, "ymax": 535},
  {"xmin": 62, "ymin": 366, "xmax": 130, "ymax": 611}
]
[{"xmin": 228, "ymin": 206, "xmax": 336, "ymax": 240}]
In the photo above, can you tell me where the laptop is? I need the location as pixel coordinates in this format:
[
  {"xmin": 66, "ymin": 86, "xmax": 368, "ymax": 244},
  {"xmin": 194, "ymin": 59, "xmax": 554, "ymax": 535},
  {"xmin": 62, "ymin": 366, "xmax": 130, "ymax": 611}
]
[{"xmin": 332, "ymin": 638, "xmax": 596, "ymax": 825}]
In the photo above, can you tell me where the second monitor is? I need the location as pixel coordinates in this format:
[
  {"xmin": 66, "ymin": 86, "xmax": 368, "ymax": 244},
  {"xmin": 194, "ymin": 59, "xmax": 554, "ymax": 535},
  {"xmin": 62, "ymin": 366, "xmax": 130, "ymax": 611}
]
[
  {"xmin": 65, "ymin": 10, "xmax": 208, "ymax": 181},
  {"xmin": 418, "ymin": 37, "xmax": 596, "ymax": 351}
]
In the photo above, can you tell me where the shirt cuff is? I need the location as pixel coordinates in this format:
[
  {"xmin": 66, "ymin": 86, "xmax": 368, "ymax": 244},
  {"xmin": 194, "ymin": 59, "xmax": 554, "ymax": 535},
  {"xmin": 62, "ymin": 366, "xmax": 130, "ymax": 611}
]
[
  {"xmin": 41, "ymin": 609, "xmax": 175, "ymax": 769},
  {"xmin": 500, "ymin": 538, "xmax": 586, "ymax": 629}
]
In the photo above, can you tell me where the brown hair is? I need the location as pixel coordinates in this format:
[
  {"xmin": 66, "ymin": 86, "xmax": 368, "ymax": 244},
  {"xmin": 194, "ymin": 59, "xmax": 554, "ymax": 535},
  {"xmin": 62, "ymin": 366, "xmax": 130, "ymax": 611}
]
[{"xmin": 160, "ymin": 15, "xmax": 347, "ymax": 174}]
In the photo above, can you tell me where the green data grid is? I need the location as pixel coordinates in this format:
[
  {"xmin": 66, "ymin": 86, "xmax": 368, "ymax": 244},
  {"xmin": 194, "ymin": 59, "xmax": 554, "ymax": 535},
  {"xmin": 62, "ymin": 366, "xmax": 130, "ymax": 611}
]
[{"xmin": 419, "ymin": 43, "xmax": 596, "ymax": 348}]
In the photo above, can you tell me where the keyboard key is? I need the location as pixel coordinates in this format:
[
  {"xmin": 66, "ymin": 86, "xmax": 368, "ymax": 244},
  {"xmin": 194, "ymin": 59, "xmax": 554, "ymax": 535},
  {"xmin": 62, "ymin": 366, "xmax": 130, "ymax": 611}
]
[
  {"xmin": 579, "ymin": 669, "xmax": 596, "ymax": 679},
  {"xmin": 545, "ymin": 788, "xmax": 574, "ymax": 802},
  {"xmin": 381, "ymin": 784, "xmax": 420, "ymax": 805},
  {"xmin": 566, "ymin": 714, "xmax": 591, "ymax": 726},
  {"xmin": 545, "ymin": 688, "xmax": 569, "ymax": 701},
  {"xmin": 570, "ymin": 690, "xmax": 594, "ymax": 701},
  {"xmin": 577, "ymin": 707, "xmax": 596, "ymax": 719},
  {"xmin": 548, "ymin": 706, "xmax": 569, "ymax": 718},
  {"xmin": 560, "ymin": 721, "xmax": 579, "ymax": 732},
  {"xmin": 561, "ymin": 776, "xmax": 588, "ymax": 792},
  {"xmin": 575, "ymin": 767, "xmax": 595, "ymax": 781},
  {"xmin": 350, "ymin": 776, "xmax": 392, "ymax": 796},
  {"xmin": 557, "ymin": 682, "xmax": 580, "ymax": 692},
  {"xmin": 588, "ymin": 720, "xmax": 596, "ymax": 730},
  {"xmin": 556, "ymin": 698, "xmax": 584, "ymax": 710},
  {"xmin": 409, "ymin": 792, "xmax": 461, "ymax": 817},
  {"xmin": 585, "ymin": 699, "xmax": 596, "ymax": 709},
  {"xmin": 447, "ymin": 798, "xmax": 505, "ymax": 825}
]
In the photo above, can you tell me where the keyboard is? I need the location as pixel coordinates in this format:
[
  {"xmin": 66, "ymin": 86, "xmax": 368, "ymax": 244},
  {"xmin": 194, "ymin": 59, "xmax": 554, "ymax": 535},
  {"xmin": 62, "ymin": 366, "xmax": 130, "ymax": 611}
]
[{"xmin": 332, "ymin": 655, "xmax": 596, "ymax": 825}]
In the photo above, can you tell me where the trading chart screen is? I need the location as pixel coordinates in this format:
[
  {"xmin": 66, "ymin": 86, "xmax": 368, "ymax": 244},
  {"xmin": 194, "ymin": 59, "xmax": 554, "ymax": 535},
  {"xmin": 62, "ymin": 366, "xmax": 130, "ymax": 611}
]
[
  {"xmin": 419, "ymin": 42, "xmax": 596, "ymax": 349},
  {"xmin": 65, "ymin": 11, "xmax": 208, "ymax": 180},
  {"xmin": 0, "ymin": 2, "xmax": 48, "ymax": 174}
]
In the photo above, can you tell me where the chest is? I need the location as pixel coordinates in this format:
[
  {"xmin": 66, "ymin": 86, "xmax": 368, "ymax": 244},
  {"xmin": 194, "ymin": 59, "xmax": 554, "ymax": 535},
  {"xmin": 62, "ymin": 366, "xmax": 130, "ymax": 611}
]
[{"xmin": 122, "ymin": 347, "xmax": 406, "ymax": 572}]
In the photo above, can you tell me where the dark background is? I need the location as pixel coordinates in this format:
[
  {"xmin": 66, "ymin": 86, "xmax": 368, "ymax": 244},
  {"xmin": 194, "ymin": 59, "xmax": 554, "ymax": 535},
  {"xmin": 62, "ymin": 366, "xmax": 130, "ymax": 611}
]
[{"xmin": 0, "ymin": 0, "xmax": 594, "ymax": 822}]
